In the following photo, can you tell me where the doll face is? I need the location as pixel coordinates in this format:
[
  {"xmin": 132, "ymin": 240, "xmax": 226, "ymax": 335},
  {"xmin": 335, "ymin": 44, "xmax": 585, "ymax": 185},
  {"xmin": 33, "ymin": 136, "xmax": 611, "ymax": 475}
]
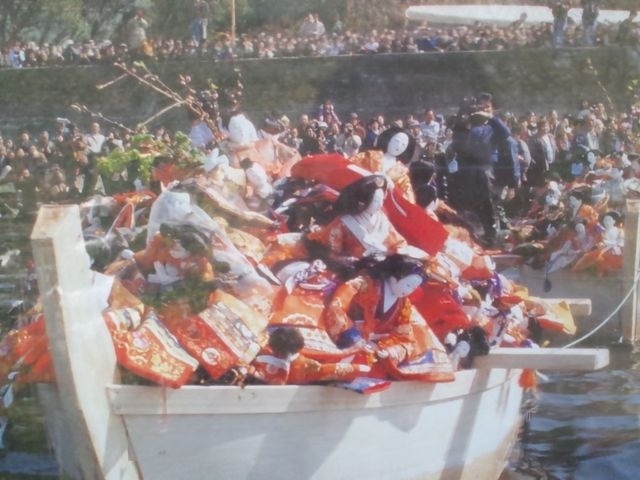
[
  {"xmin": 388, "ymin": 273, "xmax": 423, "ymax": 298},
  {"xmin": 603, "ymin": 215, "xmax": 615, "ymax": 229},
  {"xmin": 387, "ymin": 132, "xmax": 409, "ymax": 156},
  {"xmin": 575, "ymin": 223, "xmax": 586, "ymax": 235}
]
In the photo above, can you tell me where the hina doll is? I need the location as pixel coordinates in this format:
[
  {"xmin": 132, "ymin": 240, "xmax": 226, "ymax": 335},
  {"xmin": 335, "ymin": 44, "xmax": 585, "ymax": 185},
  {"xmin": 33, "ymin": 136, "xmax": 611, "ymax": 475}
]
[
  {"xmin": 249, "ymin": 327, "xmax": 370, "ymax": 385},
  {"xmin": 222, "ymin": 110, "xmax": 301, "ymax": 179},
  {"xmin": 571, "ymin": 211, "xmax": 624, "ymax": 276},
  {"xmin": 599, "ymin": 167, "xmax": 625, "ymax": 207},
  {"xmin": 545, "ymin": 220, "xmax": 596, "ymax": 273},
  {"xmin": 306, "ymin": 173, "xmax": 481, "ymax": 345},
  {"xmin": 134, "ymin": 222, "xmax": 215, "ymax": 289},
  {"xmin": 306, "ymin": 174, "xmax": 426, "ymax": 261},
  {"xmin": 323, "ymin": 254, "xmax": 454, "ymax": 382},
  {"xmin": 349, "ymin": 127, "xmax": 416, "ymax": 203},
  {"xmin": 543, "ymin": 186, "xmax": 600, "ymax": 257},
  {"xmin": 144, "ymin": 188, "xmax": 274, "ymax": 313}
]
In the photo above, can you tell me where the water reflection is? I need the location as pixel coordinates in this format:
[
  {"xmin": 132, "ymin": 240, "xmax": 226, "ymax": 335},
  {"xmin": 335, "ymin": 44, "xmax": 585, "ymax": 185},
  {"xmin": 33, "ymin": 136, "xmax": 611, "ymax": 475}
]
[{"xmin": 506, "ymin": 346, "xmax": 640, "ymax": 479}]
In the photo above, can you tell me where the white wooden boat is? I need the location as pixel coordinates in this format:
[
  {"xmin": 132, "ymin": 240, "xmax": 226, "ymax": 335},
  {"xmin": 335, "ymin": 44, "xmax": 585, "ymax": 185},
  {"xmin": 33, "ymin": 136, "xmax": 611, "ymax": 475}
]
[{"xmin": 30, "ymin": 205, "xmax": 609, "ymax": 480}]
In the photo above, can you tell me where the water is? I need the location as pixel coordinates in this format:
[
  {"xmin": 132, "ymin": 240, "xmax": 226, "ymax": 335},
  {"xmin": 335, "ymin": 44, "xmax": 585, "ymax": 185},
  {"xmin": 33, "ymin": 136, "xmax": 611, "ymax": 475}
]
[
  {"xmin": 1, "ymin": 216, "xmax": 639, "ymax": 480},
  {"xmin": 502, "ymin": 345, "xmax": 640, "ymax": 480}
]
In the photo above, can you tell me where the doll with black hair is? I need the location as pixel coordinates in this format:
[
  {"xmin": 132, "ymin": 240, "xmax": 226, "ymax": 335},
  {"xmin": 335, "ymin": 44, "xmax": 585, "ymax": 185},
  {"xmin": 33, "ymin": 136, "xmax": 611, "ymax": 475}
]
[
  {"xmin": 248, "ymin": 327, "xmax": 370, "ymax": 385},
  {"xmin": 306, "ymin": 174, "xmax": 427, "ymax": 263},
  {"xmin": 323, "ymin": 254, "xmax": 454, "ymax": 382},
  {"xmin": 348, "ymin": 126, "xmax": 417, "ymax": 203},
  {"xmin": 134, "ymin": 222, "xmax": 216, "ymax": 290}
]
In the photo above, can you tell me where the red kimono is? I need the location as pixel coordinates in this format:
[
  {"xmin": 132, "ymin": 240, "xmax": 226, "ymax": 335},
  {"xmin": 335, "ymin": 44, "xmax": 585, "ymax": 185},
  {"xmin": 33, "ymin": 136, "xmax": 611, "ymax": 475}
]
[{"xmin": 324, "ymin": 276, "xmax": 454, "ymax": 382}]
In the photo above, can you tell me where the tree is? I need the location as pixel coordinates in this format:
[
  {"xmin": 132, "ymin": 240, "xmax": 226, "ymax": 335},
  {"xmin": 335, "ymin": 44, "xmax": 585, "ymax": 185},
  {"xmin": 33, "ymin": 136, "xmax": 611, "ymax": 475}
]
[
  {"xmin": 81, "ymin": 0, "xmax": 143, "ymax": 40},
  {"xmin": 0, "ymin": 0, "xmax": 96, "ymax": 43}
]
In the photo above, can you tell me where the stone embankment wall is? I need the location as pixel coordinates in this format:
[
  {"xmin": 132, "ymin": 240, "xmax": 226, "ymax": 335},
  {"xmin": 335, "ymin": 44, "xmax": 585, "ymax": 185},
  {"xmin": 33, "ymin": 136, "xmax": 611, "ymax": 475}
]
[{"xmin": 0, "ymin": 47, "xmax": 638, "ymax": 134}]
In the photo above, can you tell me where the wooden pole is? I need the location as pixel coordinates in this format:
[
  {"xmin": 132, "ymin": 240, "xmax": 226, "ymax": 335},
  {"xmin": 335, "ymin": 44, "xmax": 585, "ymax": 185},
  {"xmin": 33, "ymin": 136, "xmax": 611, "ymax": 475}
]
[
  {"xmin": 231, "ymin": 0, "xmax": 236, "ymax": 45},
  {"xmin": 621, "ymin": 198, "xmax": 640, "ymax": 344}
]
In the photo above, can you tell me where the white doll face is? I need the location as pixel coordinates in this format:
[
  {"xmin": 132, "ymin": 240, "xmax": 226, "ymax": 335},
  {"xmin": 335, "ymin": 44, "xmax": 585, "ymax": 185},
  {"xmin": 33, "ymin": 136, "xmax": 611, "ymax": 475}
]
[
  {"xmin": 388, "ymin": 273, "xmax": 422, "ymax": 298},
  {"xmin": 575, "ymin": 223, "xmax": 586, "ymax": 235},
  {"xmin": 387, "ymin": 132, "xmax": 409, "ymax": 156},
  {"xmin": 603, "ymin": 215, "xmax": 615, "ymax": 229}
]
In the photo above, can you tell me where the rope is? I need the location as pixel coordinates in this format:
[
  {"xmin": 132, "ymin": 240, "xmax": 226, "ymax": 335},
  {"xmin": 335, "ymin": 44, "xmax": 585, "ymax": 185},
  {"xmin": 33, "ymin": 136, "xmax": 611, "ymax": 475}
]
[{"xmin": 562, "ymin": 268, "xmax": 640, "ymax": 349}]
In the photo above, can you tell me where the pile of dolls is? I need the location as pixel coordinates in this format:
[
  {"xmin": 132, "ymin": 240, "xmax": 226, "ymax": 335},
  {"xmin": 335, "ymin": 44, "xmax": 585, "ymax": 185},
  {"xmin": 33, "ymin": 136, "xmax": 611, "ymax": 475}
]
[
  {"xmin": 505, "ymin": 149, "xmax": 628, "ymax": 279},
  {"xmin": 0, "ymin": 126, "xmax": 581, "ymax": 393}
]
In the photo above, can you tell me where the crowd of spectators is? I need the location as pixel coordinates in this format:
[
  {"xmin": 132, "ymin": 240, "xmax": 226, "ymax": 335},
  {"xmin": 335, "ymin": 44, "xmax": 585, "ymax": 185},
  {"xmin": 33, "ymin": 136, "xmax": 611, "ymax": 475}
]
[
  {"xmin": 2, "ymin": 90, "xmax": 640, "ymax": 233},
  {"xmin": 282, "ymin": 94, "xmax": 640, "ymax": 241},
  {"xmin": 1, "ymin": 5, "xmax": 639, "ymax": 69}
]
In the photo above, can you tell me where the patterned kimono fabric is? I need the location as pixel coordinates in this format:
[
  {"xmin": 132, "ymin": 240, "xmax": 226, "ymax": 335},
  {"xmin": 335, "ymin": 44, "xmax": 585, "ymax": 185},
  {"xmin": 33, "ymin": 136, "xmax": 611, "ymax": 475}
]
[
  {"xmin": 324, "ymin": 276, "xmax": 454, "ymax": 382},
  {"xmin": 571, "ymin": 225, "xmax": 624, "ymax": 276},
  {"xmin": 250, "ymin": 346, "xmax": 369, "ymax": 385}
]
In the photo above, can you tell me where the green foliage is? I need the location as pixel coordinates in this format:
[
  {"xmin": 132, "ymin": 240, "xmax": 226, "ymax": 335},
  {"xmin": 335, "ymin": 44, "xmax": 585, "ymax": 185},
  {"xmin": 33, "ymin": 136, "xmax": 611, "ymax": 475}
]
[
  {"xmin": 0, "ymin": 0, "xmax": 83, "ymax": 43},
  {"xmin": 96, "ymin": 132, "xmax": 204, "ymax": 183}
]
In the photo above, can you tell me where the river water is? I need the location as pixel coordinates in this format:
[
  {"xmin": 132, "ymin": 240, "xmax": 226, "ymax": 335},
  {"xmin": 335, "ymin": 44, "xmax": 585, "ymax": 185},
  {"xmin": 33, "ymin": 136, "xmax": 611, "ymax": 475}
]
[
  {"xmin": 0, "ymin": 215, "xmax": 639, "ymax": 480},
  {"xmin": 502, "ymin": 344, "xmax": 640, "ymax": 480}
]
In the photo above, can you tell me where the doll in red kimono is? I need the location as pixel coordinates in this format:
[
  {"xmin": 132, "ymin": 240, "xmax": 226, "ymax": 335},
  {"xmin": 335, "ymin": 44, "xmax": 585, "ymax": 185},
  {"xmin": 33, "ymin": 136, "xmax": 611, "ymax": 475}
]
[
  {"xmin": 306, "ymin": 174, "xmax": 425, "ymax": 262},
  {"xmin": 249, "ymin": 327, "xmax": 370, "ymax": 385},
  {"xmin": 323, "ymin": 254, "xmax": 454, "ymax": 382},
  {"xmin": 134, "ymin": 222, "xmax": 215, "ymax": 289},
  {"xmin": 571, "ymin": 210, "xmax": 624, "ymax": 276}
]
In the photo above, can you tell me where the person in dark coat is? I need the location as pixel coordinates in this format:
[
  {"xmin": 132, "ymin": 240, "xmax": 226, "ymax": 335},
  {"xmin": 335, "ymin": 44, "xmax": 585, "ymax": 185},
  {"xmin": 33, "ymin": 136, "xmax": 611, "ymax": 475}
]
[
  {"xmin": 450, "ymin": 95, "xmax": 512, "ymax": 243},
  {"xmin": 527, "ymin": 119, "xmax": 557, "ymax": 188}
]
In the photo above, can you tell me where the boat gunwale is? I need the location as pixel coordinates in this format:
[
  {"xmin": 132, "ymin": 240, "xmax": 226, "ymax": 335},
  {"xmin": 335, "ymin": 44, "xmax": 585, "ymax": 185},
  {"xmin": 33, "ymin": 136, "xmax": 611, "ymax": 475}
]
[{"xmin": 107, "ymin": 367, "xmax": 521, "ymax": 415}]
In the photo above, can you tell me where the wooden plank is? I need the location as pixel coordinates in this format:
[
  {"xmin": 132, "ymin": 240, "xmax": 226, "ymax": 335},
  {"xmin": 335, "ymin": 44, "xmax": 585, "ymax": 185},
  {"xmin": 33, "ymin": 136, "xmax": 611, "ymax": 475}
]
[
  {"xmin": 474, "ymin": 347, "xmax": 609, "ymax": 371},
  {"xmin": 491, "ymin": 254, "xmax": 523, "ymax": 271},
  {"xmin": 107, "ymin": 368, "xmax": 515, "ymax": 416},
  {"xmin": 31, "ymin": 205, "xmax": 140, "ymax": 480},
  {"xmin": 622, "ymin": 198, "xmax": 640, "ymax": 343},
  {"xmin": 543, "ymin": 298, "xmax": 592, "ymax": 317}
]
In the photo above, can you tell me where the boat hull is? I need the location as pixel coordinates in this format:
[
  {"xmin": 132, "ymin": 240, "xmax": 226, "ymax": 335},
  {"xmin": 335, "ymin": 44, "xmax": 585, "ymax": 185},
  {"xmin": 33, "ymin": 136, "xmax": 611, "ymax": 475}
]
[{"xmin": 105, "ymin": 368, "xmax": 523, "ymax": 480}]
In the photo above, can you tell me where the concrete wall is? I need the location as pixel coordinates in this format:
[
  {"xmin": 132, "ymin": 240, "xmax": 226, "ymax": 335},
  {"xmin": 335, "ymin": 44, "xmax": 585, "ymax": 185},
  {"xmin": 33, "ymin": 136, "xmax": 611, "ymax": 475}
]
[{"xmin": 0, "ymin": 47, "xmax": 638, "ymax": 134}]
